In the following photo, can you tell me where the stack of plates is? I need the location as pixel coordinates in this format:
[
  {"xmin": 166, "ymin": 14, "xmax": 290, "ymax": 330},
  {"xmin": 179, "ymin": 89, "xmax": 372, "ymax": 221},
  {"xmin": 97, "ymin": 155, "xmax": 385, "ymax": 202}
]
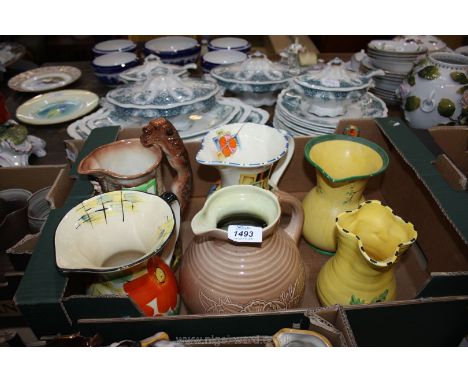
[
  {"xmin": 67, "ymin": 96, "xmax": 269, "ymax": 142},
  {"xmin": 364, "ymin": 40, "xmax": 427, "ymax": 106},
  {"xmin": 360, "ymin": 56, "xmax": 407, "ymax": 106},
  {"xmin": 273, "ymin": 87, "xmax": 388, "ymax": 137}
]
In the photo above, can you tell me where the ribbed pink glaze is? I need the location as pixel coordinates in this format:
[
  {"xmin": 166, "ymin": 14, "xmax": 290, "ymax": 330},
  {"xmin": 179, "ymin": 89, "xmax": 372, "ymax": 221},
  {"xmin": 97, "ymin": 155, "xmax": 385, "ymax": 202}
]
[{"xmin": 180, "ymin": 229, "xmax": 306, "ymax": 314}]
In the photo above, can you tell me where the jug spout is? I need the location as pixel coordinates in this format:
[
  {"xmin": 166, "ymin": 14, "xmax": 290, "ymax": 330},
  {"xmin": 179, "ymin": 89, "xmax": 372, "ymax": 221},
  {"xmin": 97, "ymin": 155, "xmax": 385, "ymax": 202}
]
[
  {"xmin": 196, "ymin": 123, "xmax": 294, "ymax": 190},
  {"xmin": 337, "ymin": 200, "xmax": 417, "ymax": 266},
  {"xmin": 77, "ymin": 138, "xmax": 163, "ymax": 193}
]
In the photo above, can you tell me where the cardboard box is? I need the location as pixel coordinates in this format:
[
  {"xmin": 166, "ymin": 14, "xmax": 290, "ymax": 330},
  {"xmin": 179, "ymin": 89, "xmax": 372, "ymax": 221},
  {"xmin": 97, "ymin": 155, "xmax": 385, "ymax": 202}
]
[
  {"xmin": 75, "ymin": 305, "xmax": 355, "ymax": 346},
  {"xmin": 345, "ymin": 295, "xmax": 468, "ymax": 346},
  {"xmin": 14, "ymin": 118, "xmax": 468, "ymax": 340},
  {"xmin": 0, "ymin": 165, "xmax": 72, "ymax": 327}
]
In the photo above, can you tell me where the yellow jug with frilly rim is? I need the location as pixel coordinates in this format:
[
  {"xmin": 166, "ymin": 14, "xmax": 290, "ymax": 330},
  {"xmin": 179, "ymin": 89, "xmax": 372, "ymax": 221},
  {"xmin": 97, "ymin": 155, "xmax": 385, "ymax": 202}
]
[{"xmin": 316, "ymin": 200, "xmax": 417, "ymax": 306}]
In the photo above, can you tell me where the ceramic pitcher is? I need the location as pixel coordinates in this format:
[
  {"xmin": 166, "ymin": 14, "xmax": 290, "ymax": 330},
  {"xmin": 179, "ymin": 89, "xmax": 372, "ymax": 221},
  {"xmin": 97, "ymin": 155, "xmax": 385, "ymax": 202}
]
[
  {"xmin": 302, "ymin": 134, "xmax": 389, "ymax": 255},
  {"xmin": 179, "ymin": 185, "xmax": 306, "ymax": 314},
  {"xmin": 55, "ymin": 190, "xmax": 182, "ymax": 317},
  {"xmin": 78, "ymin": 118, "xmax": 192, "ymax": 212},
  {"xmin": 196, "ymin": 123, "xmax": 294, "ymax": 191},
  {"xmin": 316, "ymin": 200, "xmax": 417, "ymax": 306}
]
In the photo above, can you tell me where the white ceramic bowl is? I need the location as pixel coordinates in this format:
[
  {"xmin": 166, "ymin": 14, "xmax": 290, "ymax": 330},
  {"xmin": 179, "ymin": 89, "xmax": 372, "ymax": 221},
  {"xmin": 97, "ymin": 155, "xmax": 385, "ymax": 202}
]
[
  {"xmin": 201, "ymin": 50, "xmax": 247, "ymax": 72},
  {"xmin": 93, "ymin": 39, "xmax": 137, "ymax": 55},
  {"xmin": 208, "ymin": 37, "xmax": 251, "ymax": 53}
]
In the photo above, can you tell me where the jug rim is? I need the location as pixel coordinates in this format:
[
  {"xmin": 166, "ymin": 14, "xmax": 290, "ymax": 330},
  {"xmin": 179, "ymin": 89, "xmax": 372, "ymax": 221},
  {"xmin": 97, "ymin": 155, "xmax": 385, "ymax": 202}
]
[
  {"xmin": 55, "ymin": 190, "xmax": 175, "ymax": 274},
  {"xmin": 196, "ymin": 123, "xmax": 289, "ymax": 168},
  {"xmin": 304, "ymin": 134, "xmax": 389, "ymax": 183},
  {"xmin": 335, "ymin": 200, "xmax": 417, "ymax": 267},
  {"xmin": 78, "ymin": 138, "xmax": 163, "ymax": 180},
  {"xmin": 191, "ymin": 185, "xmax": 281, "ymax": 239}
]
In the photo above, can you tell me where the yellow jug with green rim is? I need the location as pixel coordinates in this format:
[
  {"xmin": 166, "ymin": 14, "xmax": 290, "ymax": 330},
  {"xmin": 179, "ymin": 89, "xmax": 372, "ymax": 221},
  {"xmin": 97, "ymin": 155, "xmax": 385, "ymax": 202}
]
[
  {"xmin": 302, "ymin": 134, "xmax": 389, "ymax": 255},
  {"xmin": 316, "ymin": 200, "xmax": 417, "ymax": 306}
]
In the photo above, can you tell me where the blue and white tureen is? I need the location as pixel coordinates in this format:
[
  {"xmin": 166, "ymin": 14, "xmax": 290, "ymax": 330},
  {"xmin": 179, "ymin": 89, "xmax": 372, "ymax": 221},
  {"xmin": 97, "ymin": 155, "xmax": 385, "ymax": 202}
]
[
  {"xmin": 105, "ymin": 72, "xmax": 219, "ymax": 119},
  {"xmin": 210, "ymin": 51, "xmax": 293, "ymax": 106},
  {"xmin": 293, "ymin": 57, "xmax": 384, "ymax": 117}
]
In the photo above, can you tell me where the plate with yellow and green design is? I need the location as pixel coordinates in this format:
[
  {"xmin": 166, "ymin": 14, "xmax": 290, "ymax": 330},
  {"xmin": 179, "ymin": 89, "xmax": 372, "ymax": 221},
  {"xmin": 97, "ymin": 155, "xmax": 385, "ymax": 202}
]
[{"xmin": 16, "ymin": 89, "xmax": 99, "ymax": 125}]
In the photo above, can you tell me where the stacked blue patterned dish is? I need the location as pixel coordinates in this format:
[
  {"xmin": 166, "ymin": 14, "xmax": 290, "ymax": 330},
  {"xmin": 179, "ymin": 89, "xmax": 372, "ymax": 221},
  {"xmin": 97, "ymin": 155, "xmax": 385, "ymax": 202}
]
[
  {"xmin": 201, "ymin": 50, "xmax": 247, "ymax": 73},
  {"xmin": 144, "ymin": 36, "xmax": 200, "ymax": 65},
  {"xmin": 92, "ymin": 52, "xmax": 139, "ymax": 86},
  {"xmin": 208, "ymin": 37, "xmax": 251, "ymax": 54},
  {"xmin": 92, "ymin": 39, "xmax": 137, "ymax": 56}
]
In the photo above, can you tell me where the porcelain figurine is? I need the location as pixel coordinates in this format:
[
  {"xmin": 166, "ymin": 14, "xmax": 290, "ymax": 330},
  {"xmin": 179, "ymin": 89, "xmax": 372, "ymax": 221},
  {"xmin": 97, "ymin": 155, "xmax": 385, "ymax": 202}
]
[
  {"xmin": 292, "ymin": 57, "xmax": 384, "ymax": 117},
  {"xmin": 179, "ymin": 185, "xmax": 306, "ymax": 314},
  {"xmin": 302, "ymin": 134, "xmax": 389, "ymax": 255},
  {"xmin": 316, "ymin": 200, "xmax": 417, "ymax": 306},
  {"xmin": 0, "ymin": 121, "xmax": 46, "ymax": 167},
  {"xmin": 196, "ymin": 123, "xmax": 294, "ymax": 191},
  {"xmin": 55, "ymin": 190, "xmax": 182, "ymax": 316},
  {"xmin": 400, "ymin": 52, "xmax": 468, "ymax": 129},
  {"xmin": 79, "ymin": 118, "xmax": 192, "ymax": 213}
]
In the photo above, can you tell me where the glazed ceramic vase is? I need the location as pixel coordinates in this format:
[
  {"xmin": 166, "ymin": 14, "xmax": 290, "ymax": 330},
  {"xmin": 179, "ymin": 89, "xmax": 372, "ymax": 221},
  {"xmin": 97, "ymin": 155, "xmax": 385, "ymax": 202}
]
[
  {"xmin": 79, "ymin": 118, "xmax": 192, "ymax": 212},
  {"xmin": 316, "ymin": 200, "xmax": 417, "ymax": 306},
  {"xmin": 179, "ymin": 185, "xmax": 306, "ymax": 314},
  {"xmin": 196, "ymin": 123, "xmax": 294, "ymax": 191},
  {"xmin": 400, "ymin": 52, "xmax": 468, "ymax": 129},
  {"xmin": 302, "ymin": 134, "xmax": 389, "ymax": 255}
]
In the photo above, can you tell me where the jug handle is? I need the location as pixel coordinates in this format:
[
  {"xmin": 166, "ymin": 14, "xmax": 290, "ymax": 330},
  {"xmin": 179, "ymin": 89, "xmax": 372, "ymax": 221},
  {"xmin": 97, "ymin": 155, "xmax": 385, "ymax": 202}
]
[
  {"xmin": 275, "ymin": 190, "xmax": 304, "ymax": 245},
  {"xmin": 269, "ymin": 129, "xmax": 295, "ymax": 190},
  {"xmin": 140, "ymin": 118, "xmax": 193, "ymax": 213},
  {"xmin": 160, "ymin": 192, "xmax": 181, "ymax": 269}
]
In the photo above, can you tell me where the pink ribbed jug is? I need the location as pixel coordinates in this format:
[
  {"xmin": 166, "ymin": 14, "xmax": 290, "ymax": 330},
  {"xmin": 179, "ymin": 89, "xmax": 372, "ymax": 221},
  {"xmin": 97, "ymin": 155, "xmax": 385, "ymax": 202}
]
[{"xmin": 179, "ymin": 185, "xmax": 306, "ymax": 314}]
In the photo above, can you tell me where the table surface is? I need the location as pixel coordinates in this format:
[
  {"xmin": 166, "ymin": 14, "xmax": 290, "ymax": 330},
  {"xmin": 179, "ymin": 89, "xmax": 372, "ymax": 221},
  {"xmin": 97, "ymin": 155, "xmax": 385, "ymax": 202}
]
[{"xmin": 1, "ymin": 56, "xmax": 441, "ymax": 167}]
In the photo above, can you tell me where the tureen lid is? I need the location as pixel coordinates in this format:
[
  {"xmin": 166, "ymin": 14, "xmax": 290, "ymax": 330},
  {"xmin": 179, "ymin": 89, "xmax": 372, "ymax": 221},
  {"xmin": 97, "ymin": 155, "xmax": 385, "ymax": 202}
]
[
  {"xmin": 210, "ymin": 51, "xmax": 293, "ymax": 85},
  {"xmin": 119, "ymin": 54, "xmax": 195, "ymax": 82},
  {"xmin": 106, "ymin": 73, "xmax": 219, "ymax": 110},
  {"xmin": 294, "ymin": 57, "xmax": 380, "ymax": 90}
]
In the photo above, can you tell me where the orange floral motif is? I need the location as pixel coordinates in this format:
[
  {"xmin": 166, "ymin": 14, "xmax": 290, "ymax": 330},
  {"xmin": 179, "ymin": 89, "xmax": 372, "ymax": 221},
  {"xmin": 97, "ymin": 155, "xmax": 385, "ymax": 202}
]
[
  {"xmin": 215, "ymin": 130, "xmax": 238, "ymax": 158},
  {"xmin": 123, "ymin": 257, "xmax": 179, "ymax": 316}
]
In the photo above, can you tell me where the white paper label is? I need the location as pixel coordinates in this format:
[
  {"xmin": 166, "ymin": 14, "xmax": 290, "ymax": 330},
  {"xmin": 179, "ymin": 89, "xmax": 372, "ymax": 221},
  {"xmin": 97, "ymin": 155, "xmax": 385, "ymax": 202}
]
[{"xmin": 228, "ymin": 225, "xmax": 262, "ymax": 243}]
